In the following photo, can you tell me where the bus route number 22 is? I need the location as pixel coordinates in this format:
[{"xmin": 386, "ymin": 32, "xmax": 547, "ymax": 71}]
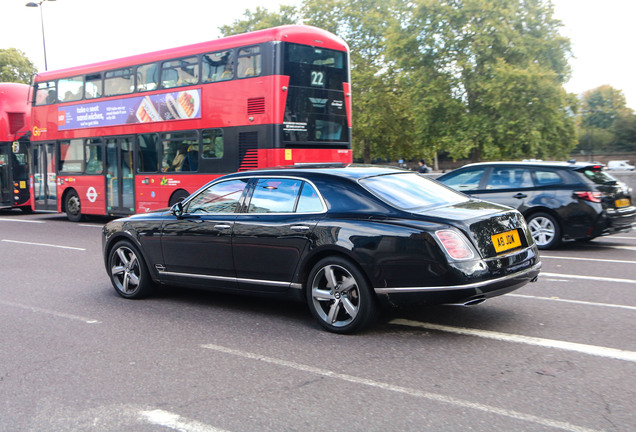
[{"xmin": 311, "ymin": 71, "xmax": 325, "ymax": 87}]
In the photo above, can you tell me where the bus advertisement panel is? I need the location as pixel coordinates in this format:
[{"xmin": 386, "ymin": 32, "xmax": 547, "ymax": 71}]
[
  {"xmin": 0, "ymin": 83, "xmax": 32, "ymax": 212},
  {"xmin": 30, "ymin": 25, "xmax": 353, "ymax": 221}
]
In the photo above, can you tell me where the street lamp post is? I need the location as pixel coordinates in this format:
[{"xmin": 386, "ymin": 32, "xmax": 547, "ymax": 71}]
[{"xmin": 25, "ymin": 0, "xmax": 56, "ymax": 71}]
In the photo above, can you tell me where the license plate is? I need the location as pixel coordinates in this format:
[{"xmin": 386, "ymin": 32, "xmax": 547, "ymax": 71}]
[
  {"xmin": 615, "ymin": 198, "xmax": 630, "ymax": 208},
  {"xmin": 492, "ymin": 229, "xmax": 522, "ymax": 254}
]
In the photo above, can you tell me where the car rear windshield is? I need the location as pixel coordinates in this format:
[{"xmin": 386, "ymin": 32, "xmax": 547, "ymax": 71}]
[
  {"xmin": 360, "ymin": 172, "xmax": 469, "ymax": 210},
  {"xmin": 578, "ymin": 168, "xmax": 619, "ymax": 185}
]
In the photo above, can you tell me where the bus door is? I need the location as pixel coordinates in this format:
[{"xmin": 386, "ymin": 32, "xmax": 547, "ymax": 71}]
[
  {"xmin": 0, "ymin": 144, "xmax": 10, "ymax": 207},
  {"xmin": 106, "ymin": 137, "xmax": 135, "ymax": 215},
  {"xmin": 32, "ymin": 142, "xmax": 57, "ymax": 211}
]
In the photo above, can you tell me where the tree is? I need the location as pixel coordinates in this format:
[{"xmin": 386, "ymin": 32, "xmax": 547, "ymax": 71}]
[
  {"xmin": 219, "ymin": 5, "xmax": 299, "ymax": 36},
  {"xmin": 390, "ymin": 0, "xmax": 577, "ymax": 161},
  {"xmin": 0, "ymin": 48, "xmax": 37, "ymax": 84},
  {"xmin": 577, "ymin": 85, "xmax": 635, "ymax": 154}
]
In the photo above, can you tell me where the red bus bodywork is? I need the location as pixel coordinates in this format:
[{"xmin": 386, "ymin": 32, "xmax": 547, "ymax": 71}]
[
  {"xmin": 31, "ymin": 25, "xmax": 353, "ymax": 219},
  {"xmin": 0, "ymin": 83, "xmax": 32, "ymax": 211}
]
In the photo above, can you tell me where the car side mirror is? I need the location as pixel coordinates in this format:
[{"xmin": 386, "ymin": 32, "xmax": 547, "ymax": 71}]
[{"xmin": 171, "ymin": 202, "xmax": 184, "ymax": 218}]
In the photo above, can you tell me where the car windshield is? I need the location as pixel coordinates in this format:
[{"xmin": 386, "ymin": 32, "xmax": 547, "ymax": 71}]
[
  {"xmin": 360, "ymin": 172, "xmax": 469, "ymax": 210},
  {"xmin": 579, "ymin": 168, "xmax": 618, "ymax": 185}
]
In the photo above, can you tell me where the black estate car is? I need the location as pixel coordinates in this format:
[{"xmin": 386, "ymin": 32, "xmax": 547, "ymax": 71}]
[
  {"xmin": 437, "ymin": 161, "xmax": 635, "ymax": 249},
  {"xmin": 103, "ymin": 165, "xmax": 541, "ymax": 333}
]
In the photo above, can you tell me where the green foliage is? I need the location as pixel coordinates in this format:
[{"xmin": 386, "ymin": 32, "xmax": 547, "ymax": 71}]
[
  {"xmin": 219, "ymin": 5, "xmax": 299, "ymax": 36},
  {"xmin": 0, "ymin": 48, "xmax": 37, "ymax": 84},
  {"xmin": 577, "ymin": 85, "xmax": 636, "ymax": 153},
  {"xmin": 220, "ymin": 0, "xmax": 580, "ymax": 162}
]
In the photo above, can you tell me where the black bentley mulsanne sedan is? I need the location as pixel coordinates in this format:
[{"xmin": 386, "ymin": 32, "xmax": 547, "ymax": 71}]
[{"xmin": 102, "ymin": 165, "xmax": 541, "ymax": 333}]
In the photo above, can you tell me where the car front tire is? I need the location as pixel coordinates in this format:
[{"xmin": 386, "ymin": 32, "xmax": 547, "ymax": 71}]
[
  {"xmin": 527, "ymin": 212, "xmax": 561, "ymax": 250},
  {"xmin": 306, "ymin": 256, "xmax": 377, "ymax": 334},
  {"xmin": 108, "ymin": 240, "xmax": 153, "ymax": 299}
]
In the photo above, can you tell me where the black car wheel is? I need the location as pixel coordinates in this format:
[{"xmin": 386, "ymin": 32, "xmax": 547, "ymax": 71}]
[
  {"xmin": 527, "ymin": 212, "xmax": 561, "ymax": 250},
  {"xmin": 108, "ymin": 240, "xmax": 153, "ymax": 299},
  {"xmin": 306, "ymin": 257, "xmax": 377, "ymax": 334},
  {"xmin": 65, "ymin": 190, "xmax": 83, "ymax": 222}
]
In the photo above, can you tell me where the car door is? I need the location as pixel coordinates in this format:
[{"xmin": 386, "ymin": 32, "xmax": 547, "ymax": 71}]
[
  {"xmin": 472, "ymin": 166, "xmax": 535, "ymax": 212},
  {"xmin": 160, "ymin": 178, "xmax": 249, "ymax": 288},
  {"xmin": 232, "ymin": 177, "xmax": 325, "ymax": 292}
]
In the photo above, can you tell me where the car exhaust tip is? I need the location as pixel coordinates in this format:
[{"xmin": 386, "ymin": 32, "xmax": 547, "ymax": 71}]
[{"xmin": 463, "ymin": 297, "xmax": 487, "ymax": 306}]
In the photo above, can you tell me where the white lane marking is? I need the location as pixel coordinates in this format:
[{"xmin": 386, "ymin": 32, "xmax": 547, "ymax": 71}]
[
  {"xmin": 201, "ymin": 344, "xmax": 599, "ymax": 432},
  {"xmin": 1, "ymin": 239, "xmax": 86, "ymax": 251},
  {"xmin": 0, "ymin": 218, "xmax": 45, "ymax": 224},
  {"xmin": 0, "ymin": 300, "xmax": 100, "ymax": 324},
  {"xmin": 79, "ymin": 224, "xmax": 104, "ymax": 228},
  {"xmin": 610, "ymin": 245, "xmax": 636, "ymax": 251},
  {"xmin": 541, "ymin": 255, "xmax": 636, "ymax": 264},
  {"xmin": 540, "ymin": 272, "xmax": 636, "ymax": 284},
  {"xmin": 390, "ymin": 319, "xmax": 636, "ymax": 363},
  {"xmin": 139, "ymin": 409, "xmax": 230, "ymax": 432},
  {"xmin": 507, "ymin": 294, "xmax": 636, "ymax": 311}
]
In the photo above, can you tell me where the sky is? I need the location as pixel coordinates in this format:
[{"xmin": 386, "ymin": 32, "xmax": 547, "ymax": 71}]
[{"xmin": 1, "ymin": 0, "xmax": 635, "ymax": 109}]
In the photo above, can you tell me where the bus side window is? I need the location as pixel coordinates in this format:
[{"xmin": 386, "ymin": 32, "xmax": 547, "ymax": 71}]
[
  {"xmin": 85, "ymin": 140, "xmax": 103, "ymax": 174},
  {"xmin": 137, "ymin": 134, "xmax": 159, "ymax": 172},
  {"xmin": 136, "ymin": 62, "xmax": 159, "ymax": 92},
  {"xmin": 202, "ymin": 129, "xmax": 224, "ymax": 159},
  {"xmin": 104, "ymin": 68, "xmax": 134, "ymax": 96},
  {"xmin": 58, "ymin": 76, "xmax": 84, "ymax": 102},
  {"xmin": 85, "ymin": 73, "xmax": 103, "ymax": 99},
  {"xmin": 59, "ymin": 139, "xmax": 84, "ymax": 173},
  {"xmin": 237, "ymin": 46, "xmax": 261, "ymax": 78},
  {"xmin": 161, "ymin": 131, "xmax": 198, "ymax": 172},
  {"xmin": 35, "ymin": 81, "xmax": 57, "ymax": 105},
  {"xmin": 202, "ymin": 50, "xmax": 233, "ymax": 82},
  {"xmin": 161, "ymin": 57, "xmax": 199, "ymax": 89}
]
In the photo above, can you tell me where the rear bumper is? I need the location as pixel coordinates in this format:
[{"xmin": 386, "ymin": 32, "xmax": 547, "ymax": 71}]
[{"xmin": 375, "ymin": 261, "xmax": 541, "ymax": 306}]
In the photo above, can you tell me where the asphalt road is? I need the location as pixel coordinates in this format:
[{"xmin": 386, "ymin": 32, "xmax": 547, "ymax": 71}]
[{"xmin": 0, "ymin": 210, "xmax": 634, "ymax": 432}]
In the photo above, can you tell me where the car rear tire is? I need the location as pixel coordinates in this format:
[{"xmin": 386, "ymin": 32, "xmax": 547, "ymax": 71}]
[
  {"xmin": 108, "ymin": 240, "xmax": 153, "ymax": 299},
  {"xmin": 306, "ymin": 256, "xmax": 377, "ymax": 334},
  {"xmin": 527, "ymin": 212, "xmax": 561, "ymax": 250}
]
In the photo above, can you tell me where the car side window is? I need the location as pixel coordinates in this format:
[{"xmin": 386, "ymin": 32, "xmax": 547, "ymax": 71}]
[
  {"xmin": 296, "ymin": 182, "xmax": 324, "ymax": 213},
  {"xmin": 486, "ymin": 167, "xmax": 532, "ymax": 189},
  {"xmin": 441, "ymin": 168, "xmax": 485, "ymax": 191},
  {"xmin": 248, "ymin": 178, "xmax": 302, "ymax": 213},
  {"xmin": 186, "ymin": 179, "xmax": 247, "ymax": 214},
  {"xmin": 533, "ymin": 170, "xmax": 563, "ymax": 186}
]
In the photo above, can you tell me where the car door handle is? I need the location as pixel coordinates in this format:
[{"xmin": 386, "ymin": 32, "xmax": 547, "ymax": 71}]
[
  {"xmin": 291, "ymin": 225, "xmax": 310, "ymax": 231},
  {"xmin": 213, "ymin": 224, "xmax": 232, "ymax": 230},
  {"xmin": 513, "ymin": 193, "xmax": 527, "ymax": 199}
]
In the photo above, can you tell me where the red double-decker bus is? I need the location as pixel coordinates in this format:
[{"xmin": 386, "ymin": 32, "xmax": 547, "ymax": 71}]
[
  {"xmin": 30, "ymin": 25, "xmax": 352, "ymax": 221},
  {"xmin": 0, "ymin": 83, "xmax": 32, "ymax": 212}
]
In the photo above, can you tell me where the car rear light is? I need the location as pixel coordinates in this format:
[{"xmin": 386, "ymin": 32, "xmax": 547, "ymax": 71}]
[
  {"xmin": 435, "ymin": 230, "xmax": 475, "ymax": 260},
  {"xmin": 574, "ymin": 191, "xmax": 602, "ymax": 203}
]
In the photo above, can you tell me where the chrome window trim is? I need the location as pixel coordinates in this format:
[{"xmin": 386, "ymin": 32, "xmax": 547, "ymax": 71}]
[{"xmin": 197, "ymin": 175, "xmax": 328, "ymax": 216}]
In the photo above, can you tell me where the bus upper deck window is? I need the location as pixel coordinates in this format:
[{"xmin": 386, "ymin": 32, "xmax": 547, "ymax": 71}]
[
  {"xmin": 136, "ymin": 62, "xmax": 159, "ymax": 92},
  {"xmin": 202, "ymin": 50, "xmax": 233, "ymax": 82},
  {"xmin": 104, "ymin": 68, "xmax": 134, "ymax": 96},
  {"xmin": 58, "ymin": 76, "xmax": 84, "ymax": 102},
  {"xmin": 237, "ymin": 46, "xmax": 261, "ymax": 78},
  {"xmin": 85, "ymin": 73, "xmax": 103, "ymax": 99},
  {"xmin": 161, "ymin": 57, "xmax": 199, "ymax": 89},
  {"xmin": 35, "ymin": 81, "xmax": 57, "ymax": 105}
]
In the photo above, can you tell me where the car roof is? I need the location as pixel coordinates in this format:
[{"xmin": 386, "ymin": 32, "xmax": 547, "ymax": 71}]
[
  {"xmin": 219, "ymin": 164, "xmax": 413, "ymax": 180},
  {"xmin": 446, "ymin": 160, "xmax": 604, "ymax": 171}
]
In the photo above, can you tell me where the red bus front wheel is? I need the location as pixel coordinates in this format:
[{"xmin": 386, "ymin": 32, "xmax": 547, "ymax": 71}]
[{"xmin": 64, "ymin": 189, "xmax": 84, "ymax": 222}]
